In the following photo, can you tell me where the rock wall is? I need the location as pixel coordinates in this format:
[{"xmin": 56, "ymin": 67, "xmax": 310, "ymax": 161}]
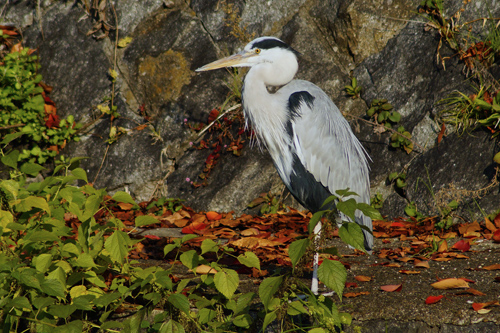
[{"xmin": 4, "ymin": 0, "xmax": 500, "ymax": 219}]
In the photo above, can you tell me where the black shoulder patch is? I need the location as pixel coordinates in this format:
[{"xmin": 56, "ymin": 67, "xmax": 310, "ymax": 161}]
[{"xmin": 288, "ymin": 91, "xmax": 315, "ymax": 118}]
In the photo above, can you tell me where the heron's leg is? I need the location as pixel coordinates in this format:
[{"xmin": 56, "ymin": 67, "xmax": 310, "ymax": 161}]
[{"xmin": 311, "ymin": 220, "xmax": 322, "ymax": 294}]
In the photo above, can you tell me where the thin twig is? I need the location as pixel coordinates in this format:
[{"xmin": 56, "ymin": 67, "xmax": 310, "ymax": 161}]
[
  {"xmin": 0, "ymin": 123, "xmax": 25, "ymax": 130},
  {"xmin": 196, "ymin": 103, "xmax": 242, "ymax": 140},
  {"xmin": 93, "ymin": 144, "xmax": 110, "ymax": 184}
]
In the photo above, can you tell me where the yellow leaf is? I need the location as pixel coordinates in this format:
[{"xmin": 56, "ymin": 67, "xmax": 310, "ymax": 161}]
[{"xmin": 431, "ymin": 278, "xmax": 469, "ymax": 290}]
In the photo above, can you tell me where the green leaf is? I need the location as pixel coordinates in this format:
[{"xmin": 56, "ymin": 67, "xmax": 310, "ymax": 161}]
[
  {"xmin": 34, "ymin": 253, "xmax": 53, "ymax": 273},
  {"xmin": 493, "ymin": 151, "xmax": 500, "ymax": 164},
  {"xmin": 164, "ymin": 243, "xmax": 178, "ymax": 256},
  {"xmin": 24, "ymin": 230, "xmax": 59, "ymax": 243},
  {"xmin": 73, "ymin": 252, "xmax": 97, "ymax": 268},
  {"xmin": 94, "ymin": 292, "xmax": 121, "ymax": 307},
  {"xmin": 41, "ymin": 278, "xmax": 66, "ymax": 298},
  {"xmin": 105, "ymin": 230, "xmax": 130, "ymax": 265},
  {"xmin": 71, "ymin": 168, "xmax": 88, "ymax": 182},
  {"xmin": 200, "ymin": 239, "xmax": 219, "ymax": 254},
  {"xmin": 7, "ymin": 296, "xmax": 32, "ymax": 311},
  {"xmin": 47, "ymin": 304, "xmax": 77, "ymax": 318},
  {"xmin": 388, "ymin": 111, "xmax": 401, "ymax": 123},
  {"xmin": 112, "ymin": 191, "xmax": 137, "ymax": 204},
  {"xmin": 160, "ymin": 319, "xmax": 185, "ymax": 333},
  {"xmin": 1, "ymin": 149, "xmax": 19, "ymax": 169},
  {"xmin": 32, "ymin": 297, "xmax": 55, "ymax": 310},
  {"xmin": 237, "ymin": 251, "xmax": 260, "ymax": 270},
  {"xmin": 262, "ymin": 310, "xmax": 277, "ymax": 331},
  {"xmin": 339, "ymin": 222, "xmax": 366, "ymax": 252},
  {"xmin": 308, "ymin": 210, "xmax": 326, "ymax": 234},
  {"xmin": 317, "ymin": 259, "xmax": 347, "ymax": 300},
  {"xmin": 233, "ymin": 313, "xmax": 252, "ymax": 328},
  {"xmin": 259, "ymin": 276, "xmax": 283, "ymax": 309},
  {"xmin": 1, "ymin": 132, "xmax": 24, "ymax": 145},
  {"xmin": 356, "ymin": 203, "xmax": 383, "ymax": 221},
  {"xmin": 336, "ymin": 198, "xmax": 357, "ymax": 221},
  {"xmin": 288, "ymin": 238, "xmax": 310, "ymax": 267},
  {"xmin": 135, "ymin": 215, "xmax": 159, "ymax": 227},
  {"xmin": 20, "ymin": 162, "xmax": 45, "ymax": 176},
  {"xmin": 319, "ymin": 246, "xmax": 339, "ymax": 256},
  {"xmin": 168, "ymin": 293, "xmax": 190, "ymax": 315},
  {"xmin": 19, "ymin": 196, "xmax": 50, "ymax": 214},
  {"xmin": 233, "ymin": 292, "xmax": 255, "ymax": 315},
  {"xmin": 214, "ymin": 268, "xmax": 239, "ymax": 299},
  {"xmin": 198, "ymin": 308, "xmax": 217, "ymax": 324},
  {"xmin": 287, "ymin": 300, "xmax": 308, "ymax": 315},
  {"xmin": 179, "ymin": 250, "xmax": 199, "ymax": 269}
]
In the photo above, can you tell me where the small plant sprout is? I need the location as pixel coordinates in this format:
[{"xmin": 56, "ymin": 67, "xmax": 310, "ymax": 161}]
[{"xmin": 345, "ymin": 77, "xmax": 362, "ymax": 99}]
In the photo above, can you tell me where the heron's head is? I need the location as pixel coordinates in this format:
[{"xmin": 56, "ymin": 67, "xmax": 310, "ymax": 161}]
[{"xmin": 196, "ymin": 37, "xmax": 299, "ymax": 86}]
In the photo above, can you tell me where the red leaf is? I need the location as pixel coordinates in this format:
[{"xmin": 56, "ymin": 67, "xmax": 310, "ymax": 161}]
[
  {"xmin": 143, "ymin": 235, "xmax": 161, "ymax": 240},
  {"xmin": 380, "ymin": 284, "xmax": 403, "ymax": 292},
  {"xmin": 425, "ymin": 295, "xmax": 444, "ymax": 304},
  {"xmin": 493, "ymin": 229, "xmax": 500, "ymax": 243},
  {"xmin": 452, "ymin": 239, "xmax": 470, "ymax": 252},
  {"xmin": 345, "ymin": 282, "xmax": 358, "ymax": 288},
  {"xmin": 437, "ymin": 123, "xmax": 446, "ymax": 145}
]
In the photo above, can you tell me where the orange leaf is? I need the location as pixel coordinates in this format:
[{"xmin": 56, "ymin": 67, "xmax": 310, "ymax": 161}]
[
  {"xmin": 345, "ymin": 282, "xmax": 358, "ymax": 288},
  {"xmin": 431, "ymin": 278, "xmax": 469, "ymax": 290},
  {"xmin": 241, "ymin": 228, "xmax": 259, "ymax": 236},
  {"xmin": 472, "ymin": 301, "xmax": 499, "ymax": 312},
  {"xmin": 485, "ymin": 218, "xmax": 497, "ymax": 232},
  {"xmin": 425, "ymin": 295, "xmax": 444, "ymax": 304},
  {"xmin": 414, "ymin": 260, "xmax": 430, "ymax": 269},
  {"xmin": 343, "ymin": 291, "xmax": 370, "ymax": 298},
  {"xmin": 482, "ymin": 264, "xmax": 500, "ymax": 271},
  {"xmin": 380, "ymin": 284, "xmax": 403, "ymax": 292},
  {"xmin": 493, "ymin": 229, "xmax": 500, "ymax": 243},
  {"xmin": 399, "ymin": 270, "xmax": 421, "ymax": 275},
  {"xmin": 118, "ymin": 202, "xmax": 134, "ymax": 210},
  {"xmin": 437, "ymin": 240, "xmax": 448, "ymax": 252},
  {"xmin": 462, "ymin": 288, "xmax": 485, "ymax": 296},
  {"xmin": 437, "ymin": 123, "xmax": 446, "ymax": 145},
  {"xmin": 354, "ymin": 275, "xmax": 372, "ymax": 282},
  {"xmin": 206, "ymin": 211, "xmax": 222, "ymax": 221}
]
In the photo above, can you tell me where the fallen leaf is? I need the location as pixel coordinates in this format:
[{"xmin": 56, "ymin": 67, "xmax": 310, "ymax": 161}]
[
  {"xmin": 437, "ymin": 240, "xmax": 448, "ymax": 252},
  {"xmin": 345, "ymin": 282, "xmax": 358, "ymax": 288},
  {"xmin": 493, "ymin": 229, "xmax": 500, "ymax": 243},
  {"xmin": 485, "ymin": 218, "xmax": 497, "ymax": 232},
  {"xmin": 472, "ymin": 301, "xmax": 499, "ymax": 312},
  {"xmin": 414, "ymin": 260, "xmax": 430, "ymax": 269},
  {"xmin": 380, "ymin": 284, "xmax": 403, "ymax": 292},
  {"xmin": 425, "ymin": 295, "xmax": 444, "ymax": 304},
  {"xmin": 460, "ymin": 288, "xmax": 485, "ymax": 296},
  {"xmin": 206, "ymin": 211, "xmax": 222, "ymax": 221},
  {"xmin": 241, "ymin": 228, "xmax": 260, "ymax": 236},
  {"xmin": 143, "ymin": 235, "xmax": 160, "ymax": 240},
  {"xmin": 343, "ymin": 291, "xmax": 370, "ymax": 298},
  {"xmin": 482, "ymin": 264, "xmax": 500, "ymax": 271},
  {"xmin": 231, "ymin": 237, "xmax": 280, "ymax": 248},
  {"xmin": 451, "ymin": 239, "xmax": 470, "ymax": 252},
  {"xmin": 399, "ymin": 270, "xmax": 421, "ymax": 275},
  {"xmin": 354, "ymin": 275, "xmax": 372, "ymax": 282},
  {"xmin": 431, "ymin": 278, "xmax": 470, "ymax": 290},
  {"xmin": 118, "ymin": 202, "xmax": 134, "ymax": 210},
  {"xmin": 190, "ymin": 264, "xmax": 217, "ymax": 274}
]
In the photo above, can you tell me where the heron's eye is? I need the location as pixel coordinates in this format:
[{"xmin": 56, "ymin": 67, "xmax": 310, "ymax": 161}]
[{"xmin": 255, "ymin": 48, "xmax": 261, "ymax": 54}]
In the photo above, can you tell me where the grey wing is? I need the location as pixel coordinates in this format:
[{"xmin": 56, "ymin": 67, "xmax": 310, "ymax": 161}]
[{"xmin": 289, "ymin": 87, "xmax": 373, "ymax": 251}]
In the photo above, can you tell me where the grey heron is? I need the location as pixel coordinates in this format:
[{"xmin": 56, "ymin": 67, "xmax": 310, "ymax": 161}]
[{"xmin": 196, "ymin": 36, "xmax": 372, "ymax": 294}]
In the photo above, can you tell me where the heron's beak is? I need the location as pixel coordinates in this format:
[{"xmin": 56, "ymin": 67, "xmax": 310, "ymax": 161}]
[{"xmin": 196, "ymin": 51, "xmax": 256, "ymax": 72}]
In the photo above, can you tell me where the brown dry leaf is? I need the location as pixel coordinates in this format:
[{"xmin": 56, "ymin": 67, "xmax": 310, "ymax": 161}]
[
  {"xmin": 398, "ymin": 257, "xmax": 414, "ymax": 263},
  {"xmin": 354, "ymin": 275, "xmax": 372, "ymax": 282},
  {"xmin": 231, "ymin": 237, "xmax": 280, "ymax": 248},
  {"xmin": 441, "ymin": 231, "xmax": 458, "ymax": 239},
  {"xmin": 343, "ymin": 291, "xmax": 370, "ymax": 298},
  {"xmin": 219, "ymin": 219, "xmax": 240, "ymax": 228},
  {"xmin": 482, "ymin": 264, "xmax": 500, "ymax": 271},
  {"xmin": 433, "ymin": 257, "xmax": 452, "ymax": 262},
  {"xmin": 117, "ymin": 202, "xmax": 134, "ymax": 210},
  {"xmin": 380, "ymin": 284, "xmax": 403, "ymax": 292},
  {"xmin": 399, "ymin": 270, "xmax": 421, "ymax": 275},
  {"xmin": 431, "ymin": 278, "xmax": 470, "ymax": 290},
  {"xmin": 241, "ymin": 228, "xmax": 260, "ymax": 236},
  {"xmin": 190, "ymin": 265, "xmax": 217, "ymax": 274},
  {"xmin": 437, "ymin": 240, "xmax": 448, "ymax": 252},
  {"xmin": 212, "ymin": 228, "xmax": 238, "ymax": 239},
  {"xmin": 485, "ymin": 218, "xmax": 497, "ymax": 232},
  {"xmin": 414, "ymin": 260, "xmax": 430, "ymax": 269},
  {"xmin": 461, "ymin": 288, "xmax": 486, "ymax": 296},
  {"xmin": 384, "ymin": 263, "xmax": 401, "ymax": 268}
]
